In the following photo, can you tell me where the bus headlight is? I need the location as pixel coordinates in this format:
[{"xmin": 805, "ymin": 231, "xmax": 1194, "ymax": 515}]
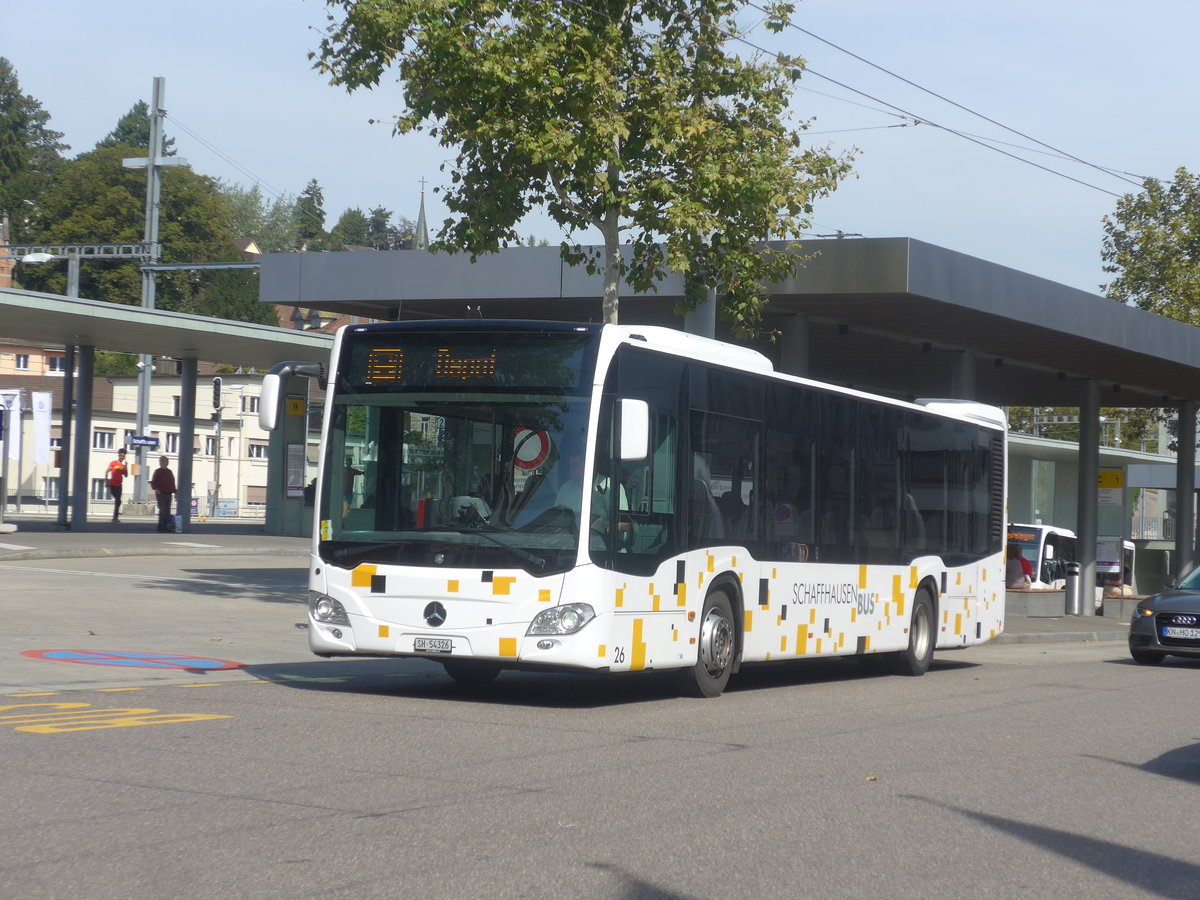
[
  {"xmin": 310, "ymin": 592, "xmax": 350, "ymax": 626},
  {"xmin": 528, "ymin": 603, "xmax": 595, "ymax": 635}
]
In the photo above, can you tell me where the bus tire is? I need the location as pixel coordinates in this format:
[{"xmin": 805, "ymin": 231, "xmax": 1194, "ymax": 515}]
[
  {"xmin": 889, "ymin": 587, "xmax": 935, "ymax": 676},
  {"xmin": 679, "ymin": 590, "xmax": 736, "ymax": 698},
  {"xmin": 442, "ymin": 659, "xmax": 502, "ymax": 685}
]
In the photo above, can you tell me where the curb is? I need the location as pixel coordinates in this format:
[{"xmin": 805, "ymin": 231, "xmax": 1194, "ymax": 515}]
[
  {"xmin": 0, "ymin": 546, "xmax": 308, "ymax": 563},
  {"xmin": 994, "ymin": 630, "xmax": 1129, "ymax": 645}
]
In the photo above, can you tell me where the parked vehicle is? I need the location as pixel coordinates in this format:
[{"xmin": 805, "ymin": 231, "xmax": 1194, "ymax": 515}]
[
  {"xmin": 1007, "ymin": 524, "xmax": 1077, "ymax": 589},
  {"xmin": 1129, "ymin": 572, "xmax": 1200, "ymax": 664}
]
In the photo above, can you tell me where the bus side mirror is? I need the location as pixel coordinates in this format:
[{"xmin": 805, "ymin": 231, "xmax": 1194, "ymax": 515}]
[
  {"xmin": 1044, "ymin": 546, "xmax": 1055, "ymax": 559},
  {"xmin": 619, "ymin": 399, "xmax": 649, "ymax": 461},
  {"xmin": 259, "ymin": 372, "xmax": 282, "ymax": 431}
]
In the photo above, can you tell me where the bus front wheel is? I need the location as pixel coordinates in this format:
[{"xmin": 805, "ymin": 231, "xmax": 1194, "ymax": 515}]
[
  {"xmin": 679, "ymin": 590, "xmax": 736, "ymax": 698},
  {"xmin": 889, "ymin": 588, "xmax": 935, "ymax": 676}
]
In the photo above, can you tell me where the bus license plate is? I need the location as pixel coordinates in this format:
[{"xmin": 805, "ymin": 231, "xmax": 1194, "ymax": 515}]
[
  {"xmin": 415, "ymin": 637, "xmax": 453, "ymax": 653},
  {"xmin": 1162, "ymin": 626, "xmax": 1200, "ymax": 641}
]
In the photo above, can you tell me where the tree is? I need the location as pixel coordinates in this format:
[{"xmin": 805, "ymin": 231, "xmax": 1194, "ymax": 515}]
[
  {"xmin": 95, "ymin": 100, "xmax": 177, "ymax": 155},
  {"xmin": 368, "ymin": 205, "xmax": 414, "ymax": 250},
  {"xmin": 315, "ymin": 0, "xmax": 853, "ymax": 335},
  {"xmin": 21, "ymin": 145, "xmax": 255, "ymax": 318},
  {"xmin": 1102, "ymin": 167, "xmax": 1200, "ymax": 324},
  {"xmin": 0, "ymin": 57, "xmax": 68, "ymax": 241},
  {"xmin": 329, "ymin": 206, "xmax": 371, "ymax": 249},
  {"xmin": 295, "ymin": 178, "xmax": 326, "ymax": 249},
  {"xmin": 223, "ymin": 182, "xmax": 300, "ymax": 253}
]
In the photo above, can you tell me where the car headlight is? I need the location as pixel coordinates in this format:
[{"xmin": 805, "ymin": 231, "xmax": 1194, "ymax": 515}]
[
  {"xmin": 528, "ymin": 603, "xmax": 595, "ymax": 635},
  {"xmin": 310, "ymin": 592, "xmax": 350, "ymax": 625}
]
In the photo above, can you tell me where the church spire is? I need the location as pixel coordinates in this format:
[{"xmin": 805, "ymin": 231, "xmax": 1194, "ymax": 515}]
[{"xmin": 411, "ymin": 177, "xmax": 429, "ymax": 251}]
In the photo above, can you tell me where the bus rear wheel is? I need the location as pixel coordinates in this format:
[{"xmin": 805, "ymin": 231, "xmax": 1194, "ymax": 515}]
[
  {"xmin": 889, "ymin": 588, "xmax": 935, "ymax": 676},
  {"xmin": 679, "ymin": 590, "xmax": 736, "ymax": 698},
  {"xmin": 442, "ymin": 659, "xmax": 502, "ymax": 685}
]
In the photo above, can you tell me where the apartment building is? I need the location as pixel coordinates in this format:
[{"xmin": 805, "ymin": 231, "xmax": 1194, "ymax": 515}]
[{"xmin": 0, "ymin": 339, "xmax": 320, "ymax": 518}]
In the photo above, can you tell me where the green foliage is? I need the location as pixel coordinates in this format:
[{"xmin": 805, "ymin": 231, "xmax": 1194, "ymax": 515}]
[
  {"xmin": 95, "ymin": 100, "xmax": 177, "ymax": 154},
  {"xmin": 369, "ymin": 206, "xmax": 414, "ymax": 249},
  {"xmin": 295, "ymin": 178, "xmax": 327, "ymax": 248},
  {"xmin": 222, "ymin": 182, "xmax": 301, "ymax": 253},
  {"xmin": 314, "ymin": 0, "xmax": 853, "ymax": 335},
  {"xmin": 21, "ymin": 145, "xmax": 245, "ymax": 311},
  {"xmin": 0, "ymin": 57, "xmax": 68, "ymax": 241},
  {"xmin": 1102, "ymin": 167, "xmax": 1200, "ymax": 324},
  {"xmin": 330, "ymin": 206, "xmax": 371, "ymax": 249},
  {"xmin": 1007, "ymin": 406, "xmax": 1161, "ymax": 452},
  {"xmin": 93, "ymin": 350, "xmax": 139, "ymax": 377},
  {"xmin": 192, "ymin": 268, "xmax": 279, "ymax": 325}
]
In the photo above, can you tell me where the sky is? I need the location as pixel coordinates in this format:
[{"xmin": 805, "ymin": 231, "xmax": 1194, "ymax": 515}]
[{"xmin": 5, "ymin": 0, "xmax": 1198, "ymax": 296}]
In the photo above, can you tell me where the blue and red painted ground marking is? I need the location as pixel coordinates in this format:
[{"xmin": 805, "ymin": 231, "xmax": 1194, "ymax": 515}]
[{"xmin": 21, "ymin": 649, "xmax": 243, "ymax": 671}]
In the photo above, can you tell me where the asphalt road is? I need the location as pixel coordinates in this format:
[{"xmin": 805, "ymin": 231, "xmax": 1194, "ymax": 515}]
[{"xmin": 1, "ymin": 554, "xmax": 1197, "ymax": 899}]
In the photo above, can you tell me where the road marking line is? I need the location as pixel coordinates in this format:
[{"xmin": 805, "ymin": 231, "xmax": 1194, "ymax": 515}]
[
  {"xmin": 163, "ymin": 541, "xmax": 221, "ymax": 548},
  {"xmin": 0, "ymin": 542, "xmax": 35, "ymax": 551}
]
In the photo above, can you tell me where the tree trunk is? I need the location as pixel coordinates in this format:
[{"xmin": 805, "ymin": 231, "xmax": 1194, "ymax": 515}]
[{"xmin": 601, "ymin": 159, "xmax": 621, "ymax": 325}]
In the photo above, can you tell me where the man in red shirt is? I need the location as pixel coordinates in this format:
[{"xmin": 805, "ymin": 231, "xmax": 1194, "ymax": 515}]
[
  {"xmin": 150, "ymin": 455, "xmax": 177, "ymax": 533},
  {"xmin": 106, "ymin": 448, "xmax": 128, "ymax": 524}
]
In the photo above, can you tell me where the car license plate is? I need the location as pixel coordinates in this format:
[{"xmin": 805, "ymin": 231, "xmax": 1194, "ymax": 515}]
[
  {"xmin": 414, "ymin": 637, "xmax": 453, "ymax": 653},
  {"xmin": 1162, "ymin": 626, "xmax": 1200, "ymax": 640}
]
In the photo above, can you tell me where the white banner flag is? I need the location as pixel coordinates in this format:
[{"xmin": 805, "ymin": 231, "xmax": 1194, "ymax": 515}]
[
  {"xmin": 0, "ymin": 389, "xmax": 19, "ymax": 462},
  {"xmin": 32, "ymin": 391, "xmax": 51, "ymax": 466}
]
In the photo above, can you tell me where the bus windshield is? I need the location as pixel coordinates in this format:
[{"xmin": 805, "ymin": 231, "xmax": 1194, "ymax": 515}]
[{"xmin": 317, "ymin": 328, "xmax": 599, "ymax": 574}]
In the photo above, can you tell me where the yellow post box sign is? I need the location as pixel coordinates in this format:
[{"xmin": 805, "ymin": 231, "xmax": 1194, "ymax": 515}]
[{"xmin": 286, "ymin": 395, "xmax": 306, "ymax": 416}]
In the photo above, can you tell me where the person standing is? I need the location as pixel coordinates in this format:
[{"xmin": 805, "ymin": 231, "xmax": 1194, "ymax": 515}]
[
  {"xmin": 106, "ymin": 448, "xmax": 128, "ymax": 524},
  {"xmin": 150, "ymin": 455, "xmax": 177, "ymax": 533}
]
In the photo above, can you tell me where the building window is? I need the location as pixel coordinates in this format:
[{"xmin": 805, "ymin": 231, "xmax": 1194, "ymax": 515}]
[
  {"xmin": 248, "ymin": 442, "xmax": 268, "ymax": 459},
  {"xmin": 241, "ymin": 395, "xmax": 259, "ymax": 414},
  {"xmin": 246, "ymin": 485, "xmax": 267, "ymax": 506},
  {"xmin": 172, "ymin": 396, "xmax": 181, "ymax": 417},
  {"xmin": 15, "ymin": 354, "xmax": 29, "ymax": 370},
  {"xmin": 123, "ymin": 429, "xmax": 136, "ymax": 448},
  {"xmin": 204, "ymin": 436, "xmax": 216, "ymax": 456},
  {"xmin": 93, "ymin": 431, "xmax": 115, "ymax": 450},
  {"xmin": 42, "ymin": 477, "xmax": 59, "ymax": 500},
  {"xmin": 91, "ymin": 478, "xmax": 109, "ymax": 500},
  {"xmin": 48, "ymin": 356, "xmax": 66, "ymax": 374},
  {"xmin": 165, "ymin": 433, "xmax": 179, "ymax": 454}
]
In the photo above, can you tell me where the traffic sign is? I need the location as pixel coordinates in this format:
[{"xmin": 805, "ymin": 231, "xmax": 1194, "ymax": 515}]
[{"xmin": 129, "ymin": 435, "xmax": 159, "ymax": 448}]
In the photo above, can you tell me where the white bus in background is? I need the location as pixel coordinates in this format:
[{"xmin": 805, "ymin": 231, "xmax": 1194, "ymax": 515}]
[
  {"xmin": 1006, "ymin": 523, "xmax": 1077, "ymax": 589},
  {"xmin": 262, "ymin": 320, "xmax": 1008, "ymax": 697}
]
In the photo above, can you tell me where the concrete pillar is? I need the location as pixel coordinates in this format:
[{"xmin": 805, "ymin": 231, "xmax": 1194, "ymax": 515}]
[
  {"xmin": 1175, "ymin": 400, "xmax": 1197, "ymax": 580},
  {"xmin": 778, "ymin": 314, "xmax": 810, "ymax": 377},
  {"xmin": 950, "ymin": 351, "xmax": 976, "ymax": 399},
  {"xmin": 177, "ymin": 358, "xmax": 197, "ymax": 533},
  {"xmin": 1075, "ymin": 380, "xmax": 1100, "ymax": 614},
  {"xmin": 683, "ymin": 286, "xmax": 716, "ymax": 339},
  {"xmin": 69, "ymin": 346, "xmax": 94, "ymax": 530},
  {"xmin": 55, "ymin": 345, "xmax": 74, "ymax": 528}
]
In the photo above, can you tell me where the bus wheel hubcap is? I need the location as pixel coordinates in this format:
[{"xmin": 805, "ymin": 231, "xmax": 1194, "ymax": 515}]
[{"xmin": 700, "ymin": 606, "xmax": 733, "ymax": 677}]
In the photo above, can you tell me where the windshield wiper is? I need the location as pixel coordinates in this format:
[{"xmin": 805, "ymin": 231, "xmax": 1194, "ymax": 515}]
[
  {"xmin": 450, "ymin": 528, "xmax": 546, "ymax": 571},
  {"xmin": 327, "ymin": 541, "xmax": 407, "ymax": 565}
]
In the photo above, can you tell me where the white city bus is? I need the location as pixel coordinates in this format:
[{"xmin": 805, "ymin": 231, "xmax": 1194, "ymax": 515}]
[{"xmin": 262, "ymin": 320, "xmax": 1007, "ymax": 697}]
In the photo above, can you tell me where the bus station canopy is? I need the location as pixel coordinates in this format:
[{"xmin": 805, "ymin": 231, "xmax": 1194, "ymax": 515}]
[
  {"xmin": 258, "ymin": 237, "xmax": 1200, "ymax": 409},
  {"xmin": 0, "ymin": 287, "xmax": 331, "ymax": 369}
]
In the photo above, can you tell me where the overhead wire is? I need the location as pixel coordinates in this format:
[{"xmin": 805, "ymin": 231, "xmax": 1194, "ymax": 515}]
[{"xmin": 747, "ymin": 0, "xmax": 1146, "ymax": 191}]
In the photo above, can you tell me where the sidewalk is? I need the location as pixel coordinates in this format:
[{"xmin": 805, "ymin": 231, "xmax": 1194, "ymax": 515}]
[
  {"xmin": 0, "ymin": 512, "xmax": 309, "ymax": 561},
  {"xmin": 0, "ymin": 514, "xmax": 1130, "ymax": 645}
]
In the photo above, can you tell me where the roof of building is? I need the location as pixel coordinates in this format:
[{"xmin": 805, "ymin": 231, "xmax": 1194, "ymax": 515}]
[{"xmin": 257, "ymin": 237, "xmax": 1200, "ymax": 408}]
